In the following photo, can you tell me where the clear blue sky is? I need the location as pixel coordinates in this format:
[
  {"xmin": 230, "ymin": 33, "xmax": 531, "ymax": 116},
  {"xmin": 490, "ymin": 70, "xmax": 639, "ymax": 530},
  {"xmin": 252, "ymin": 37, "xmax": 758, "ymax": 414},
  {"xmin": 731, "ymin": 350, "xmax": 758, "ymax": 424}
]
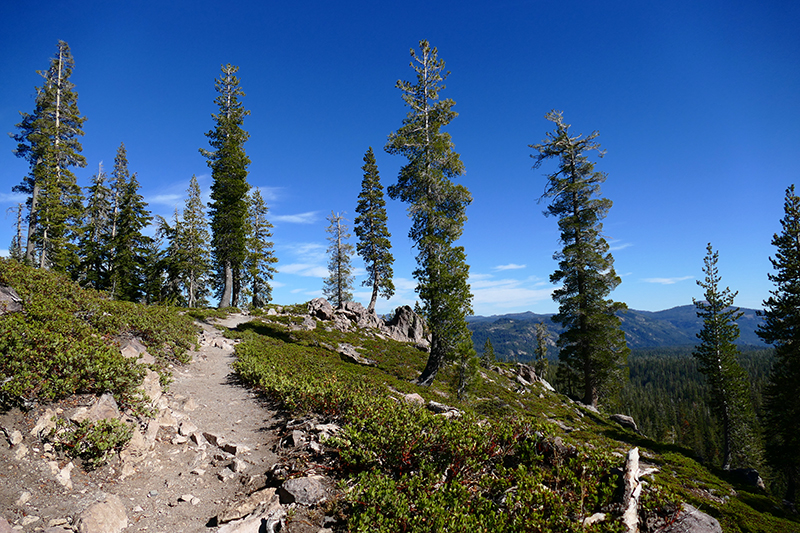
[{"xmin": 1, "ymin": 1, "xmax": 798, "ymax": 316}]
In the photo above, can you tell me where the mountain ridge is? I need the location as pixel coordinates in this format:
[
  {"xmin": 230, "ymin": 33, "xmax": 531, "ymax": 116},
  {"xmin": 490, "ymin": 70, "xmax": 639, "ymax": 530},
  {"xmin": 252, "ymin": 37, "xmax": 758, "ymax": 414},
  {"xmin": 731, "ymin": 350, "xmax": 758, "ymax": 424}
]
[{"xmin": 468, "ymin": 304, "xmax": 766, "ymax": 360}]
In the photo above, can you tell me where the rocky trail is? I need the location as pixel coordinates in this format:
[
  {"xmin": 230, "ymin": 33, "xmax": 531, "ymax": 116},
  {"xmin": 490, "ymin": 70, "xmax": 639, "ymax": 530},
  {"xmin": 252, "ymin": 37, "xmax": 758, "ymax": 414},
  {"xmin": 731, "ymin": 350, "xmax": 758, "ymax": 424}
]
[{"xmin": 0, "ymin": 314, "xmax": 339, "ymax": 533}]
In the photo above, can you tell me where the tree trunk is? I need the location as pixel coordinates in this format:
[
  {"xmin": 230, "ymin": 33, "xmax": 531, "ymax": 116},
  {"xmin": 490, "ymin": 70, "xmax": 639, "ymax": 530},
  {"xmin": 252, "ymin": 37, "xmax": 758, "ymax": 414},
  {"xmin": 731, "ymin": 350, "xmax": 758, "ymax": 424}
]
[
  {"xmin": 368, "ymin": 272, "xmax": 378, "ymax": 313},
  {"xmin": 416, "ymin": 338, "xmax": 443, "ymax": 387},
  {"xmin": 219, "ymin": 261, "xmax": 233, "ymax": 308}
]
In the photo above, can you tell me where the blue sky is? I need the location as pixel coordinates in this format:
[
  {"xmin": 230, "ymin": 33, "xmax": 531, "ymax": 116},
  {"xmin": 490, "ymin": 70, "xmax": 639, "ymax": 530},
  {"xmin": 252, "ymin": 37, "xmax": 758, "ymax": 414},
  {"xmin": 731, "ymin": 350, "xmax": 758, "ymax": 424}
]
[{"xmin": 1, "ymin": 1, "xmax": 798, "ymax": 316}]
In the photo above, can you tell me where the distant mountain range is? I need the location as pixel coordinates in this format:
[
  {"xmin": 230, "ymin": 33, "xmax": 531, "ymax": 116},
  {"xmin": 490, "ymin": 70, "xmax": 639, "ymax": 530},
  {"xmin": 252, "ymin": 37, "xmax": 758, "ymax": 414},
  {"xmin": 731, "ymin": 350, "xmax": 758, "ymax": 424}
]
[{"xmin": 467, "ymin": 305, "xmax": 766, "ymax": 361}]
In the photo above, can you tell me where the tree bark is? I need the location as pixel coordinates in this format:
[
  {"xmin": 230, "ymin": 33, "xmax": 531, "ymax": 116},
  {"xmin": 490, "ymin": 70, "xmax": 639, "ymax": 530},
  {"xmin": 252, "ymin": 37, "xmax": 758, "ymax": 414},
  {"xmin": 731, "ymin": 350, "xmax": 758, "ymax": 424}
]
[{"xmin": 219, "ymin": 261, "xmax": 233, "ymax": 308}]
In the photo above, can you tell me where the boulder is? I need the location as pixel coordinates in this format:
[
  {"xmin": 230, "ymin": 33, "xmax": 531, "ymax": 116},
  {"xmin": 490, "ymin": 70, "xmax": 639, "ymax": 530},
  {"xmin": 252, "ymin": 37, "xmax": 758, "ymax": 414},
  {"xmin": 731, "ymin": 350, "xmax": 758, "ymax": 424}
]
[
  {"xmin": 610, "ymin": 414, "xmax": 639, "ymax": 433},
  {"xmin": 217, "ymin": 487, "xmax": 278, "ymax": 524},
  {"xmin": 0, "ymin": 286, "xmax": 23, "ymax": 315},
  {"xmin": 279, "ymin": 475, "xmax": 329, "ymax": 505},
  {"xmin": 515, "ymin": 363, "xmax": 539, "ymax": 384},
  {"xmin": 85, "ymin": 393, "xmax": 120, "ymax": 423},
  {"xmin": 308, "ymin": 298, "xmax": 334, "ymax": 320},
  {"xmin": 730, "ymin": 468, "xmax": 766, "ymax": 491},
  {"xmin": 385, "ymin": 306, "xmax": 428, "ymax": 345},
  {"xmin": 661, "ymin": 503, "xmax": 722, "ymax": 533},
  {"xmin": 139, "ymin": 369, "xmax": 163, "ymax": 404},
  {"xmin": 337, "ymin": 343, "xmax": 377, "ymax": 367},
  {"xmin": 76, "ymin": 494, "xmax": 128, "ymax": 533}
]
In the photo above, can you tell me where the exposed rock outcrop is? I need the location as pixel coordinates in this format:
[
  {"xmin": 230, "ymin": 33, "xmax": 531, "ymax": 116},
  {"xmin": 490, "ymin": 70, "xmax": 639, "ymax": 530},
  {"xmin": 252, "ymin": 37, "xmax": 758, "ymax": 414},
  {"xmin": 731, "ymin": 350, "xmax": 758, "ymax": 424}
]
[{"xmin": 0, "ymin": 285, "xmax": 23, "ymax": 315}]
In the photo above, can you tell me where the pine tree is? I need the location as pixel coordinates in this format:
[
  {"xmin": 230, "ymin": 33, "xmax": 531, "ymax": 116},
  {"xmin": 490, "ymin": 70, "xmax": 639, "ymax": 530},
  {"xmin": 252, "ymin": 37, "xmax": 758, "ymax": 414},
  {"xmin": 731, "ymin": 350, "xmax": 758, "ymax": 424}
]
[
  {"xmin": 7, "ymin": 204, "xmax": 25, "ymax": 262},
  {"xmin": 534, "ymin": 322, "xmax": 550, "ymax": 378},
  {"xmin": 385, "ymin": 40, "xmax": 474, "ymax": 387},
  {"xmin": 181, "ymin": 176, "xmax": 212, "ymax": 307},
  {"xmin": 452, "ymin": 341, "xmax": 479, "ymax": 401},
  {"xmin": 12, "ymin": 40, "xmax": 86, "ymax": 271},
  {"xmin": 201, "ymin": 64, "xmax": 251, "ymax": 308},
  {"xmin": 693, "ymin": 243, "xmax": 757, "ymax": 470},
  {"xmin": 109, "ymin": 150, "xmax": 152, "ymax": 302},
  {"xmin": 480, "ymin": 337, "xmax": 495, "ymax": 369},
  {"xmin": 757, "ymin": 185, "xmax": 800, "ymax": 502},
  {"xmin": 354, "ymin": 147, "xmax": 395, "ymax": 313},
  {"xmin": 323, "ymin": 211, "xmax": 354, "ymax": 309},
  {"xmin": 78, "ymin": 162, "xmax": 112, "ymax": 290},
  {"xmin": 530, "ymin": 110, "xmax": 629, "ymax": 407},
  {"xmin": 156, "ymin": 210, "xmax": 185, "ymax": 305},
  {"xmin": 244, "ymin": 189, "xmax": 278, "ymax": 307}
]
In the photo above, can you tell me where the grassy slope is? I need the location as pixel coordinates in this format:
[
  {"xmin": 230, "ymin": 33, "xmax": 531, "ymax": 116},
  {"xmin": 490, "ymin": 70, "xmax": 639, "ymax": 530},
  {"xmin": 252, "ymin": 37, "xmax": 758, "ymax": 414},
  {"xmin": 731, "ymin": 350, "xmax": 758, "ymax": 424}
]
[
  {"xmin": 228, "ymin": 313, "xmax": 800, "ymax": 532},
  {"xmin": 0, "ymin": 259, "xmax": 196, "ymax": 412},
  {"xmin": 0, "ymin": 261, "xmax": 796, "ymax": 531}
]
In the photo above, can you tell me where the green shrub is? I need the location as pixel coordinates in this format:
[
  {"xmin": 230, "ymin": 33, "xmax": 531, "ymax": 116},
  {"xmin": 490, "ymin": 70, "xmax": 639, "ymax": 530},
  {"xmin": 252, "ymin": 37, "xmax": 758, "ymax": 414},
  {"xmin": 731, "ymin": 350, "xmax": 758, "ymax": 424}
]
[{"xmin": 52, "ymin": 417, "xmax": 134, "ymax": 470}]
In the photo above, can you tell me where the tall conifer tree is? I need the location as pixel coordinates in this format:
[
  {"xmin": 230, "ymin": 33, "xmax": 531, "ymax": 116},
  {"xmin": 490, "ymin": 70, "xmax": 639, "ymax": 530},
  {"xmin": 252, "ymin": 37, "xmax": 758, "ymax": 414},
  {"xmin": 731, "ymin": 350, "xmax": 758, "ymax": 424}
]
[
  {"xmin": 244, "ymin": 189, "xmax": 278, "ymax": 307},
  {"xmin": 693, "ymin": 243, "xmax": 757, "ymax": 470},
  {"xmin": 182, "ymin": 176, "xmax": 212, "ymax": 307},
  {"xmin": 757, "ymin": 185, "xmax": 800, "ymax": 503},
  {"xmin": 386, "ymin": 40, "xmax": 474, "ymax": 386},
  {"xmin": 354, "ymin": 147, "xmax": 394, "ymax": 313},
  {"xmin": 78, "ymin": 162, "xmax": 112, "ymax": 290},
  {"xmin": 201, "ymin": 64, "xmax": 251, "ymax": 308},
  {"xmin": 323, "ymin": 211, "xmax": 354, "ymax": 309},
  {"xmin": 12, "ymin": 40, "xmax": 86, "ymax": 271},
  {"xmin": 109, "ymin": 146, "xmax": 152, "ymax": 301},
  {"xmin": 530, "ymin": 110, "xmax": 629, "ymax": 407}
]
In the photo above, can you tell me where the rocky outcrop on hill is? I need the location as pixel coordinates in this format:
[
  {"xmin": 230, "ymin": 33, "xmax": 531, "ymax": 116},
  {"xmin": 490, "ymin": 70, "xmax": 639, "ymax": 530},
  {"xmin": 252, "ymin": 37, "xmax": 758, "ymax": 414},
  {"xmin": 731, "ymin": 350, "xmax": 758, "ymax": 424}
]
[
  {"xmin": 305, "ymin": 298, "xmax": 429, "ymax": 348},
  {"xmin": 0, "ymin": 286, "xmax": 22, "ymax": 315}
]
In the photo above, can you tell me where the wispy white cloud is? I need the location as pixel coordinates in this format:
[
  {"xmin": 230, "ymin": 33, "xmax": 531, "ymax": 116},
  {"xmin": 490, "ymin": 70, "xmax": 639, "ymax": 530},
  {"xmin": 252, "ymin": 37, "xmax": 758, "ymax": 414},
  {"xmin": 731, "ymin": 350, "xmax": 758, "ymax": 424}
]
[
  {"xmin": 148, "ymin": 194, "xmax": 183, "ymax": 206},
  {"xmin": 272, "ymin": 211, "xmax": 319, "ymax": 224},
  {"xmin": 0, "ymin": 192, "xmax": 26, "ymax": 204},
  {"xmin": 468, "ymin": 272, "xmax": 555, "ymax": 314},
  {"xmin": 642, "ymin": 276, "xmax": 693, "ymax": 285},
  {"xmin": 0, "ymin": 249, "xmax": 8, "ymax": 258},
  {"xmin": 254, "ymin": 186, "xmax": 282, "ymax": 203},
  {"xmin": 281, "ymin": 242, "xmax": 326, "ymax": 263},
  {"xmin": 609, "ymin": 241, "xmax": 633, "ymax": 251},
  {"xmin": 280, "ymin": 263, "xmax": 329, "ymax": 278},
  {"xmin": 493, "ymin": 263, "xmax": 526, "ymax": 271}
]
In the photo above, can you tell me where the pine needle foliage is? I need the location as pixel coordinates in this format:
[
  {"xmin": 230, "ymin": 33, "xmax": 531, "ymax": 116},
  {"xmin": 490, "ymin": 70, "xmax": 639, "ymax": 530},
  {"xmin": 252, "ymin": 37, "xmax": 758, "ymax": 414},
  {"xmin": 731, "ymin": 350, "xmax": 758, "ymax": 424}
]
[
  {"xmin": 244, "ymin": 188, "xmax": 278, "ymax": 307},
  {"xmin": 78, "ymin": 162, "xmax": 112, "ymax": 290},
  {"xmin": 109, "ymin": 144, "xmax": 152, "ymax": 302},
  {"xmin": 530, "ymin": 110, "xmax": 629, "ymax": 408},
  {"xmin": 354, "ymin": 147, "xmax": 394, "ymax": 313},
  {"xmin": 385, "ymin": 40, "xmax": 474, "ymax": 386},
  {"xmin": 693, "ymin": 243, "xmax": 758, "ymax": 470},
  {"xmin": 12, "ymin": 40, "xmax": 87, "ymax": 271},
  {"xmin": 758, "ymin": 185, "xmax": 800, "ymax": 503},
  {"xmin": 201, "ymin": 64, "xmax": 251, "ymax": 308},
  {"xmin": 323, "ymin": 211, "xmax": 354, "ymax": 309}
]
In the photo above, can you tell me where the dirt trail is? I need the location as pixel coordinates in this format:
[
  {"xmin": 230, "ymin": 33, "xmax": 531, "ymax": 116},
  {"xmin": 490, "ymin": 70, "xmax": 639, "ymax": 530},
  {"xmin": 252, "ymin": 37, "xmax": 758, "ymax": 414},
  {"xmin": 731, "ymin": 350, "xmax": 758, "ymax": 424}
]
[{"xmin": 0, "ymin": 314, "xmax": 282, "ymax": 532}]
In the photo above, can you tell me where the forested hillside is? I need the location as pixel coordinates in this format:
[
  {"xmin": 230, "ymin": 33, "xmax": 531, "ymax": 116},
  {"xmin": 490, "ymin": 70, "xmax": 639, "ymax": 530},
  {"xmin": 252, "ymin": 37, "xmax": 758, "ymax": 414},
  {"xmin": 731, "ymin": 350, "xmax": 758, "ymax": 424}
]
[{"xmin": 468, "ymin": 305, "xmax": 766, "ymax": 363}]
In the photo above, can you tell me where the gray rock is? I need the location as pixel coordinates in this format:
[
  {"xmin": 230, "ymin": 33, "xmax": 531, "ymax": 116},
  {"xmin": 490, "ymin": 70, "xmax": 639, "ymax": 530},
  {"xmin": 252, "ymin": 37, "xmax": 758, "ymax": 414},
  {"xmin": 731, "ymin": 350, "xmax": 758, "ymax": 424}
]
[
  {"xmin": 0, "ymin": 517, "xmax": 11, "ymax": 533},
  {"xmin": 337, "ymin": 343, "xmax": 377, "ymax": 366},
  {"xmin": 30, "ymin": 408, "xmax": 57, "ymax": 437},
  {"xmin": 730, "ymin": 468, "xmax": 766, "ymax": 491},
  {"xmin": 179, "ymin": 420, "xmax": 198, "ymax": 437},
  {"xmin": 661, "ymin": 503, "xmax": 722, "ymax": 533},
  {"xmin": 139, "ymin": 369, "xmax": 163, "ymax": 404},
  {"xmin": 217, "ymin": 487, "xmax": 278, "ymax": 524},
  {"xmin": 384, "ymin": 305, "xmax": 428, "ymax": 346},
  {"xmin": 7, "ymin": 429, "xmax": 23, "ymax": 446},
  {"xmin": 308, "ymin": 298, "xmax": 334, "ymax": 320},
  {"xmin": 515, "ymin": 363, "xmax": 539, "ymax": 384},
  {"xmin": 76, "ymin": 494, "xmax": 128, "ymax": 533},
  {"xmin": 85, "ymin": 393, "xmax": 120, "ymax": 422},
  {"xmin": 0, "ymin": 286, "xmax": 23, "ymax": 315},
  {"xmin": 279, "ymin": 475, "xmax": 329, "ymax": 505},
  {"xmin": 610, "ymin": 414, "xmax": 639, "ymax": 433},
  {"xmin": 402, "ymin": 393, "xmax": 425, "ymax": 406},
  {"xmin": 119, "ymin": 337, "xmax": 155, "ymax": 364}
]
